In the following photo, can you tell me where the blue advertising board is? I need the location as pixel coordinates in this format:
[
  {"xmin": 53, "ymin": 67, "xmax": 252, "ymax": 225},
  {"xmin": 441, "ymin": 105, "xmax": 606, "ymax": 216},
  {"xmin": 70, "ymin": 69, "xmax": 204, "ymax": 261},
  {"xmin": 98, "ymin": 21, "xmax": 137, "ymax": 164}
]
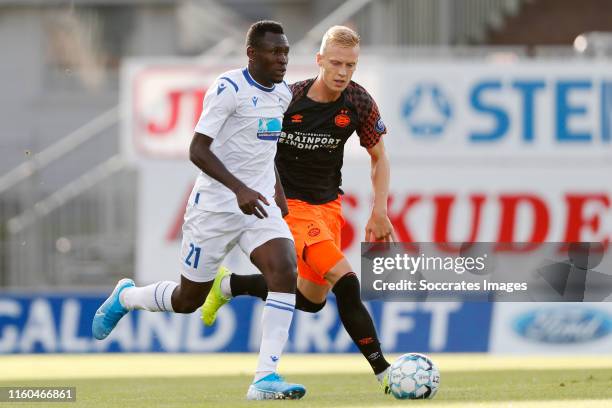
[{"xmin": 0, "ymin": 293, "xmax": 492, "ymax": 353}]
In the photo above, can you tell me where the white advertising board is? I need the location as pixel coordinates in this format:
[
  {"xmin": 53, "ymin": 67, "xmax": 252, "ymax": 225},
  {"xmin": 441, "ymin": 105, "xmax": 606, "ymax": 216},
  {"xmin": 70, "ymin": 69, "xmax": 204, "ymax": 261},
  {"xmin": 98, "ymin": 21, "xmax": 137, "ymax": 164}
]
[
  {"xmin": 135, "ymin": 161, "xmax": 611, "ymax": 283},
  {"xmin": 489, "ymin": 303, "xmax": 612, "ymax": 353},
  {"xmin": 376, "ymin": 61, "xmax": 612, "ymax": 160},
  {"xmin": 122, "ymin": 59, "xmax": 611, "ymax": 284}
]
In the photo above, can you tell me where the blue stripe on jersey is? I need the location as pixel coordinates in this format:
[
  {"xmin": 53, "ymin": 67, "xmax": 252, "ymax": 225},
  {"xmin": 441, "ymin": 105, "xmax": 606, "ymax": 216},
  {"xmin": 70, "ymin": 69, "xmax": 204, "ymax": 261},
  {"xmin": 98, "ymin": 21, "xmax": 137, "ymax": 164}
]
[
  {"xmin": 265, "ymin": 303, "xmax": 294, "ymax": 313},
  {"xmin": 243, "ymin": 68, "xmax": 275, "ymax": 92},
  {"xmin": 195, "ymin": 192, "xmax": 200, "ymax": 204},
  {"xmin": 220, "ymin": 77, "xmax": 239, "ymax": 92}
]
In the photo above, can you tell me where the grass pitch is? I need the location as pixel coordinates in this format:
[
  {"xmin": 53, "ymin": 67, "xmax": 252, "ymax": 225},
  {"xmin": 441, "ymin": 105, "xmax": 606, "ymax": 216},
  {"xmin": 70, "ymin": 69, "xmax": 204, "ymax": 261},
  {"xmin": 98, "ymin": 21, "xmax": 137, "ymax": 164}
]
[{"xmin": 0, "ymin": 354, "xmax": 611, "ymax": 407}]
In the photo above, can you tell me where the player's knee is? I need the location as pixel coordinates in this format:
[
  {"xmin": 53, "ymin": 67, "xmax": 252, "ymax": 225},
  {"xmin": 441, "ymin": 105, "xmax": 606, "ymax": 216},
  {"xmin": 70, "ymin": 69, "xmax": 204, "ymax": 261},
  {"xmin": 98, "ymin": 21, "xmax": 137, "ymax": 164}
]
[
  {"xmin": 296, "ymin": 289, "xmax": 326, "ymax": 313},
  {"xmin": 332, "ymin": 272, "xmax": 361, "ymax": 306},
  {"xmin": 332, "ymin": 273, "xmax": 371, "ymax": 328}
]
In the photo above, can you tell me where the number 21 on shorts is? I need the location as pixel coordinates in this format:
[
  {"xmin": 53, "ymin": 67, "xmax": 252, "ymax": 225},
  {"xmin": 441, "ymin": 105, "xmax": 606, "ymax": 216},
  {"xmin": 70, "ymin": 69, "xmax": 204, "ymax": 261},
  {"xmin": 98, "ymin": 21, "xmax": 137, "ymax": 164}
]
[{"xmin": 184, "ymin": 243, "xmax": 201, "ymax": 268}]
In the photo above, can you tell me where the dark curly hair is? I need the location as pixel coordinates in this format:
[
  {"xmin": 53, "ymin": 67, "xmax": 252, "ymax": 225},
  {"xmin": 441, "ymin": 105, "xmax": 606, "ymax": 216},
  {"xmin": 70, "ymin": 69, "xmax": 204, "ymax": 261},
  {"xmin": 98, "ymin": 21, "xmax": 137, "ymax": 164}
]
[{"xmin": 246, "ymin": 20, "xmax": 285, "ymax": 48}]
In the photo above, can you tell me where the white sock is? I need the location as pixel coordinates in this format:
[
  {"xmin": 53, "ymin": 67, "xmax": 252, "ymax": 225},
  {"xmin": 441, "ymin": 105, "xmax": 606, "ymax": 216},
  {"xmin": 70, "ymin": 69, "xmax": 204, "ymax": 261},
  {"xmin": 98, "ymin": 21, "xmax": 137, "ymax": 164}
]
[
  {"xmin": 254, "ymin": 292, "xmax": 296, "ymax": 382},
  {"xmin": 376, "ymin": 367, "xmax": 389, "ymax": 383},
  {"xmin": 120, "ymin": 281, "xmax": 177, "ymax": 312},
  {"xmin": 220, "ymin": 275, "xmax": 232, "ymax": 298}
]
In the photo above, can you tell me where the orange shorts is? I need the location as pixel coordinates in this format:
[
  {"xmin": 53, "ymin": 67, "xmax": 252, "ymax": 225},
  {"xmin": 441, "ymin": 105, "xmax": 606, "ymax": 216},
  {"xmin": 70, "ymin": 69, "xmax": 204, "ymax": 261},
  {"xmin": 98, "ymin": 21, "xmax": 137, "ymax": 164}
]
[{"xmin": 285, "ymin": 198, "xmax": 345, "ymax": 286}]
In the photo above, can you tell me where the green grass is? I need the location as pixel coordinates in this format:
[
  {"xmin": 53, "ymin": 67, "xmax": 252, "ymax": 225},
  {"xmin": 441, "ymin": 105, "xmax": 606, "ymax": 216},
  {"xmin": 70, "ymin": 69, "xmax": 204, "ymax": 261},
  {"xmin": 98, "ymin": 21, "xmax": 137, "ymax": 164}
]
[{"xmin": 0, "ymin": 355, "xmax": 611, "ymax": 407}]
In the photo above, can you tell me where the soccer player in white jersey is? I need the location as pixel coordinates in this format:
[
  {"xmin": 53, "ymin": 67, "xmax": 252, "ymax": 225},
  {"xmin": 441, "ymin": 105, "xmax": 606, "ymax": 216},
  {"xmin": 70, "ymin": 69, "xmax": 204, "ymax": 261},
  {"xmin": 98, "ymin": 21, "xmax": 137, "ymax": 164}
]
[
  {"xmin": 92, "ymin": 21, "xmax": 305, "ymax": 400},
  {"xmin": 202, "ymin": 25, "xmax": 395, "ymax": 396}
]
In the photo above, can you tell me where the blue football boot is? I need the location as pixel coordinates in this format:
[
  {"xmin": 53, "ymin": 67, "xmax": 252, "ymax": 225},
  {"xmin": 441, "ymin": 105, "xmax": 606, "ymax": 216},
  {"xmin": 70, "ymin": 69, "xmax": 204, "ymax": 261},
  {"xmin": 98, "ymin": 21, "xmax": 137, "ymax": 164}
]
[
  {"xmin": 246, "ymin": 373, "xmax": 306, "ymax": 400},
  {"xmin": 92, "ymin": 278, "xmax": 134, "ymax": 340}
]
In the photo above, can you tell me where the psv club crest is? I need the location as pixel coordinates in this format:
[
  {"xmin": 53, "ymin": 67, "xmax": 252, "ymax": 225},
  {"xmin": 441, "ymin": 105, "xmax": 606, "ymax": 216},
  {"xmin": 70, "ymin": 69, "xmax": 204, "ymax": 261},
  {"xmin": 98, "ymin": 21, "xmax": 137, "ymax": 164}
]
[
  {"xmin": 334, "ymin": 109, "xmax": 351, "ymax": 128},
  {"xmin": 307, "ymin": 223, "xmax": 321, "ymax": 237}
]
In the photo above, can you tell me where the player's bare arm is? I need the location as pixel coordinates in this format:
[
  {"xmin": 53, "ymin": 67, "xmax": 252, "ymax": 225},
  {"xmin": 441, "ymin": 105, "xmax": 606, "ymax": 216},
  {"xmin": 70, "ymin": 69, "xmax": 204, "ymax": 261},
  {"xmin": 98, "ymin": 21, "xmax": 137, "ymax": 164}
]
[
  {"xmin": 365, "ymin": 138, "xmax": 395, "ymax": 242},
  {"xmin": 189, "ymin": 132, "xmax": 269, "ymax": 219}
]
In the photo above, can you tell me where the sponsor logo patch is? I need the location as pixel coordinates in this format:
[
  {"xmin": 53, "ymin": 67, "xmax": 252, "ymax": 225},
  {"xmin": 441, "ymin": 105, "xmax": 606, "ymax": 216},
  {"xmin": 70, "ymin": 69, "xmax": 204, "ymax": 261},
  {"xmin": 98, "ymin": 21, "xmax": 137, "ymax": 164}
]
[
  {"xmin": 257, "ymin": 118, "xmax": 282, "ymax": 141},
  {"xmin": 375, "ymin": 118, "xmax": 386, "ymax": 133},
  {"xmin": 358, "ymin": 337, "xmax": 375, "ymax": 345}
]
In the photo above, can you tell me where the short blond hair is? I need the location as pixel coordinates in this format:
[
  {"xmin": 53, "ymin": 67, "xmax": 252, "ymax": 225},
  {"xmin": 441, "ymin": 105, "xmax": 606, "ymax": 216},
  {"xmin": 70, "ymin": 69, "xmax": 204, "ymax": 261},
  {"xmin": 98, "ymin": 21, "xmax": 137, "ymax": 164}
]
[{"xmin": 319, "ymin": 25, "xmax": 360, "ymax": 54}]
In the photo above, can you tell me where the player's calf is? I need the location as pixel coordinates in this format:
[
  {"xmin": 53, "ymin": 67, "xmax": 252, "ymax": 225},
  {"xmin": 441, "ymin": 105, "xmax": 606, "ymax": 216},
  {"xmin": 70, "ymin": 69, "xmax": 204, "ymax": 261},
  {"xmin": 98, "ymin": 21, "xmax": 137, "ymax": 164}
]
[
  {"xmin": 119, "ymin": 280, "xmax": 178, "ymax": 313},
  {"xmin": 254, "ymin": 254, "xmax": 297, "ymax": 294},
  {"xmin": 248, "ymin": 238, "xmax": 300, "ymax": 383},
  {"xmin": 170, "ymin": 295, "xmax": 206, "ymax": 314},
  {"xmin": 332, "ymin": 272, "xmax": 391, "ymax": 381},
  {"xmin": 231, "ymin": 273, "xmax": 326, "ymax": 312},
  {"xmin": 203, "ymin": 271, "xmax": 325, "ymax": 319}
]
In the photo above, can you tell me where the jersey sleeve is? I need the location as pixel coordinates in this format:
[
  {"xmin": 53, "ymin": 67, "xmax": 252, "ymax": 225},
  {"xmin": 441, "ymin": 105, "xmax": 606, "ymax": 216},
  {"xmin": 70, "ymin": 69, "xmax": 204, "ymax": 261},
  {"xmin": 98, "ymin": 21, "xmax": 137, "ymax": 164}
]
[
  {"xmin": 355, "ymin": 88, "xmax": 387, "ymax": 148},
  {"xmin": 194, "ymin": 77, "xmax": 238, "ymax": 138}
]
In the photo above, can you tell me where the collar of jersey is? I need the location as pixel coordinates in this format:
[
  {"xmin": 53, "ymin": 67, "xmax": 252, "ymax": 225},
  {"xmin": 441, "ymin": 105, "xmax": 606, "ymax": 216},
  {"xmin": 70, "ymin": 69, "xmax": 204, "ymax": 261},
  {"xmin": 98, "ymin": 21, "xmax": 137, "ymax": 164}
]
[{"xmin": 243, "ymin": 68, "xmax": 275, "ymax": 92}]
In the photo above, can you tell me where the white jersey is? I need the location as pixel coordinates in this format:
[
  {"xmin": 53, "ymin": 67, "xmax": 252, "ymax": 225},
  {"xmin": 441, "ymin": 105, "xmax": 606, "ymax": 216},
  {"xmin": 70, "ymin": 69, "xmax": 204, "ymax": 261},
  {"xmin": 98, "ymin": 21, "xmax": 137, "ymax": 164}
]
[{"xmin": 191, "ymin": 68, "xmax": 292, "ymax": 213}]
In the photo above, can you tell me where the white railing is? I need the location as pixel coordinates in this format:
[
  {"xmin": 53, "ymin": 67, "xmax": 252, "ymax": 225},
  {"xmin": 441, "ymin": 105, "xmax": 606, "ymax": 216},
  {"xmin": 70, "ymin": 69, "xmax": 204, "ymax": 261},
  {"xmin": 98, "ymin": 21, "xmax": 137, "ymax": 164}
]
[
  {"xmin": 0, "ymin": 107, "xmax": 125, "ymax": 288},
  {"xmin": 5, "ymin": 162, "xmax": 136, "ymax": 288},
  {"xmin": 0, "ymin": 106, "xmax": 119, "ymax": 195},
  {"xmin": 7, "ymin": 155, "xmax": 126, "ymax": 234}
]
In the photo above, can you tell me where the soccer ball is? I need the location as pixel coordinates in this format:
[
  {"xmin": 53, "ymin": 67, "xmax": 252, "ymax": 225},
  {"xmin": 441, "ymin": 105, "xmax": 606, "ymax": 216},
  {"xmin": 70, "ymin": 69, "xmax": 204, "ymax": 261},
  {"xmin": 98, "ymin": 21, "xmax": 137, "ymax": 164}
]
[{"xmin": 388, "ymin": 353, "xmax": 440, "ymax": 399}]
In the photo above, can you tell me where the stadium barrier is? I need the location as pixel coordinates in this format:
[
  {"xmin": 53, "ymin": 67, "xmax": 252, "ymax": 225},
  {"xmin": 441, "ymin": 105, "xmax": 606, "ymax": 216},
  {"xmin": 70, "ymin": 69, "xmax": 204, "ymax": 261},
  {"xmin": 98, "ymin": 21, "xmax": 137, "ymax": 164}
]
[
  {"xmin": 0, "ymin": 294, "xmax": 490, "ymax": 353},
  {"xmin": 1, "ymin": 293, "xmax": 612, "ymax": 354}
]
